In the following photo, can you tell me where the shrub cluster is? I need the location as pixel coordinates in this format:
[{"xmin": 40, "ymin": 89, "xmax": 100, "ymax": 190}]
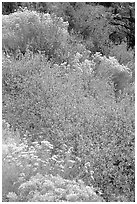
[
  {"xmin": 109, "ymin": 42, "xmax": 135, "ymax": 65},
  {"xmin": 2, "ymin": 2, "xmax": 135, "ymax": 54},
  {"xmin": 3, "ymin": 121, "xmax": 103, "ymax": 202},
  {"xmin": 2, "ymin": 9, "xmax": 69, "ymax": 61},
  {"xmin": 3, "ymin": 50, "xmax": 134, "ymax": 201},
  {"xmin": 2, "ymin": 10, "xmax": 135, "ymax": 202}
]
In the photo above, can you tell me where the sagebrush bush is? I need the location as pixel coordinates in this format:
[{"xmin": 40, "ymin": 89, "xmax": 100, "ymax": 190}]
[
  {"xmin": 2, "ymin": 49, "xmax": 134, "ymax": 201},
  {"xmin": 2, "ymin": 9, "xmax": 69, "ymax": 61},
  {"xmin": 2, "ymin": 9, "xmax": 94, "ymax": 64},
  {"xmin": 92, "ymin": 53, "xmax": 132, "ymax": 98},
  {"xmin": 2, "ymin": 52, "xmax": 116, "ymax": 138},
  {"xmin": 2, "ymin": 8, "xmax": 135, "ymax": 201},
  {"xmin": 6, "ymin": 173, "xmax": 104, "ymax": 202},
  {"xmin": 2, "ymin": 120, "xmax": 103, "ymax": 202}
]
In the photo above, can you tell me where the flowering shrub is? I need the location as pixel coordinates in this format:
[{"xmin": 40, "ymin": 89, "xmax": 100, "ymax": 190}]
[
  {"xmin": 2, "ymin": 36, "xmax": 134, "ymax": 202},
  {"xmin": 2, "ymin": 120, "xmax": 103, "ymax": 202},
  {"xmin": 91, "ymin": 53, "xmax": 132, "ymax": 98},
  {"xmin": 6, "ymin": 173, "xmax": 104, "ymax": 202},
  {"xmin": 2, "ymin": 9, "xmax": 69, "ymax": 60}
]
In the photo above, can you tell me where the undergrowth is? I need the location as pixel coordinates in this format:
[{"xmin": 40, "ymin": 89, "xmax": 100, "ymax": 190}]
[
  {"xmin": 2, "ymin": 120, "xmax": 104, "ymax": 202},
  {"xmin": 2, "ymin": 10, "xmax": 135, "ymax": 202}
]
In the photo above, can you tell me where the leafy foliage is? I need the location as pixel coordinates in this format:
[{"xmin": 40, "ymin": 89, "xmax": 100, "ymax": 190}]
[
  {"xmin": 2, "ymin": 9, "xmax": 135, "ymax": 202},
  {"xmin": 109, "ymin": 42, "xmax": 135, "ymax": 65},
  {"xmin": 92, "ymin": 53, "xmax": 132, "ymax": 97},
  {"xmin": 2, "ymin": 2, "xmax": 135, "ymax": 54},
  {"xmin": 2, "ymin": 9, "xmax": 69, "ymax": 61},
  {"xmin": 2, "ymin": 121, "xmax": 103, "ymax": 202},
  {"xmin": 7, "ymin": 173, "xmax": 103, "ymax": 202},
  {"xmin": 71, "ymin": 5, "xmax": 112, "ymax": 55},
  {"xmin": 109, "ymin": 2, "xmax": 135, "ymax": 50},
  {"xmin": 3, "ymin": 49, "xmax": 134, "ymax": 201}
]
